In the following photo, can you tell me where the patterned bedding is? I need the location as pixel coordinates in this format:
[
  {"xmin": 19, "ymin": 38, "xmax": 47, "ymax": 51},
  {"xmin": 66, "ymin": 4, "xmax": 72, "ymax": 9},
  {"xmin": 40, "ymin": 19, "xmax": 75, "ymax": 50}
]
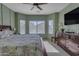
[{"xmin": 0, "ymin": 34, "xmax": 44, "ymax": 56}]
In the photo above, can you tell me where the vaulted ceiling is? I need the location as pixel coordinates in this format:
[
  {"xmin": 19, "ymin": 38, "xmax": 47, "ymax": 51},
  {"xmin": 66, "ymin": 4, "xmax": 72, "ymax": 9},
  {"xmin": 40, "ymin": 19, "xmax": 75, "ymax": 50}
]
[{"xmin": 3, "ymin": 3, "xmax": 69, "ymax": 15}]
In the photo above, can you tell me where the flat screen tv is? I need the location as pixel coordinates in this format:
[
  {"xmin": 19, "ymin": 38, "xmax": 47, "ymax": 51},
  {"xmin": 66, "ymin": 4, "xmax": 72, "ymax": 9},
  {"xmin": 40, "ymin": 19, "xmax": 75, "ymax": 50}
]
[{"xmin": 64, "ymin": 7, "xmax": 79, "ymax": 25}]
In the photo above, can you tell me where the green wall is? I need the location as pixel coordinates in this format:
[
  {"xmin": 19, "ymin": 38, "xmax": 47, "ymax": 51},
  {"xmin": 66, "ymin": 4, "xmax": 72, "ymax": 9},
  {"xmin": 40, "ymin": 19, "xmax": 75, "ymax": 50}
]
[
  {"xmin": 10, "ymin": 9, "xmax": 15, "ymax": 28},
  {"xmin": 15, "ymin": 13, "xmax": 19, "ymax": 33},
  {"xmin": 59, "ymin": 3, "xmax": 79, "ymax": 33},
  {"xmin": 0, "ymin": 4, "xmax": 15, "ymax": 29},
  {"xmin": 0, "ymin": 4, "xmax": 2, "ymax": 25},
  {"xmin": 2, "ymin": 4, "xmax": 11, "ymax": 25}
]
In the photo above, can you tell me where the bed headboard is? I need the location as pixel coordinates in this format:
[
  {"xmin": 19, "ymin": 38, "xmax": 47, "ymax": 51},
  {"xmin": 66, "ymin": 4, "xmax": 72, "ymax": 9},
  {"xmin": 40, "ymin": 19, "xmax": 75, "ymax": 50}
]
[{"xmin": 0, "ymin": 25, "xmax": 12, "ymax": 31}]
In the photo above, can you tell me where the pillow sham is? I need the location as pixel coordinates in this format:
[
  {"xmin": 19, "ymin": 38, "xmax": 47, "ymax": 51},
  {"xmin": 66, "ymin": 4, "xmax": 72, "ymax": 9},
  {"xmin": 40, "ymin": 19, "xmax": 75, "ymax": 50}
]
[{"xmin": 0, "ymin": 30, "xmax": 14, "ymax": 39}]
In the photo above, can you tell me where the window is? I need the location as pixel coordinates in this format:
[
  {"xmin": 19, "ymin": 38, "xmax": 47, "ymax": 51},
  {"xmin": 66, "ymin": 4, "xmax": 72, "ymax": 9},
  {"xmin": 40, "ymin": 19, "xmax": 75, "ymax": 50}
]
[
  {"xmin": 48, "ymin": 20, "xmax": 54, "ymax": 34},
  {"xmin": 29, "ymin": 21, "xmax": 45, "ymax": 34},
  {"xmin": 29, "ymin": 21, "xmax": 37, "ymax": 34},
  {"xmin": 37, "ymin": 21, "xmax": 45, "ymax": 34},
  {"xmin": 20, "ymin": 20, "xmax": 26, "ymax": 34}
]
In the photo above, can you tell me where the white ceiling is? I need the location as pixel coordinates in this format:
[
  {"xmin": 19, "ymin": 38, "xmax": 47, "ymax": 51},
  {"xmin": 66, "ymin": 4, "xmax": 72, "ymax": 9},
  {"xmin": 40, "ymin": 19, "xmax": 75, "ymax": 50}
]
[{"xmin": 3, "ymin": 3, "xmax": 69, "ymax": 15}]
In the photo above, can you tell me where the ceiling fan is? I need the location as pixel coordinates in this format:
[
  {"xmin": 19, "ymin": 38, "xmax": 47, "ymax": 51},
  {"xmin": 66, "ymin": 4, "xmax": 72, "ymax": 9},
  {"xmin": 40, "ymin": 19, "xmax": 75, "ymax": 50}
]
[{"xmin": 23, "ymin": 3, "xmax": 47, "ymax": 10}]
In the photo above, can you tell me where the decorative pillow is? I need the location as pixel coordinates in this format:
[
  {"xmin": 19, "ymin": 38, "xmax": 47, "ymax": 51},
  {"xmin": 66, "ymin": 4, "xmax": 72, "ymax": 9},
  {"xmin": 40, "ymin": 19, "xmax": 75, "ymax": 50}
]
[
  {"xmin": 5, "ymin": 30, "xmax": 14, "ymax": 35},
  {"xmin": 0, "ymin": 31, "xmax": 4, "ymax": 39}
]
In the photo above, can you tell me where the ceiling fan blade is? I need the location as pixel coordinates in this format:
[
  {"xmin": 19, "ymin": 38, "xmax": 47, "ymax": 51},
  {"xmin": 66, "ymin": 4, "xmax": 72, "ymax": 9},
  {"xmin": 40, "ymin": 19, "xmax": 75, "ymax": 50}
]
[
  {"xmin": 37, "ymin": 5, "xmax": 42, "ymax": 10},
  {"xmin": 37, "ymin": 3, "xmax": 47, "ymax": 5},
  {"xmin": 31, "ymin": 6, "xmax": 34, "ymax": 10},
  {"xmin": 23, "ymin": 3, "xmax": 33, "ymax": 5}
]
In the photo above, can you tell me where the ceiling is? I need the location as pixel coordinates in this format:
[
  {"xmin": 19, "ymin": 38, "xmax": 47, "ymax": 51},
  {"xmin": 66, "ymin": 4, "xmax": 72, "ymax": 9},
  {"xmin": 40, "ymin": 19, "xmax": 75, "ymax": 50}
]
[{"xmin": 3, "ymin": 3, "xmax": 69, "ymax": 15}]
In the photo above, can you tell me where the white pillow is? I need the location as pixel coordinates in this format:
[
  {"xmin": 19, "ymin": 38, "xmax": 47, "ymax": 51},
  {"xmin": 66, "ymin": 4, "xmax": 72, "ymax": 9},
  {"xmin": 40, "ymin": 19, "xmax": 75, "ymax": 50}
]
[{"xmin": 1, "ymin": 30, "xmax": 14, "ymax": 38}]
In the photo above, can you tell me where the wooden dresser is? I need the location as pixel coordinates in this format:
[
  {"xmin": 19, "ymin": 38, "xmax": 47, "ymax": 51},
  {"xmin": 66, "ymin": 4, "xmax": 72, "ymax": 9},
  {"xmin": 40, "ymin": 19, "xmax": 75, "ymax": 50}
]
[{"xmin": 56, "ymin": 32, "xmax": 79, "ymax": 56}]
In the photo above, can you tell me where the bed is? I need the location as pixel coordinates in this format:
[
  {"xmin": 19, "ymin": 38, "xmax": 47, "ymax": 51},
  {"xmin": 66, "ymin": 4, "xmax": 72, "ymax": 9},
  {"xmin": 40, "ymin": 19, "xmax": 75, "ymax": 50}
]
[{"xmin": 0, "ymin": 25, "xmax": 46, "ymax": 56}]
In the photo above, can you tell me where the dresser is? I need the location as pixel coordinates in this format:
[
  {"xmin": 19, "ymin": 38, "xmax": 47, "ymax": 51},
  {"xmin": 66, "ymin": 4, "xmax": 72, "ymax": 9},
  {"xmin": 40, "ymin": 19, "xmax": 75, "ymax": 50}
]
[{"xmin": 56, "ymin": 32, "xmax": 79, "ymax": 56}]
